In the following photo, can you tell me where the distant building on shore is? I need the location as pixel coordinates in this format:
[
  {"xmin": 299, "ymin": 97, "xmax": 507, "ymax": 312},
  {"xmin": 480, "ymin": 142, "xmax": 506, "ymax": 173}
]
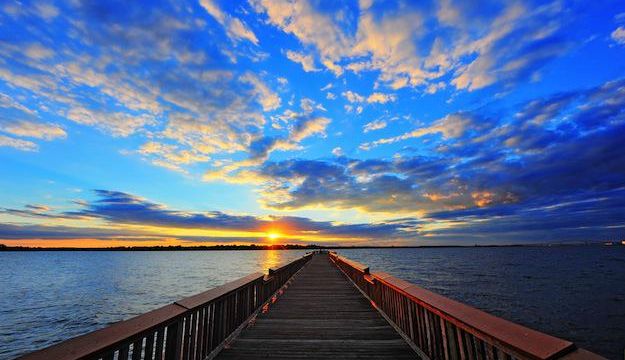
[{"xmin": 603, "ymin": 240, "xmax": 625, "ymax": 246}]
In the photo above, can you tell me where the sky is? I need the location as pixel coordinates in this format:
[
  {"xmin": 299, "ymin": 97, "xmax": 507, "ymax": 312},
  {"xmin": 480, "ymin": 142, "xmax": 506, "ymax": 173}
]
[{"xmin": 1, "ymin": 0, "xmax": 624, "ymax": 247}]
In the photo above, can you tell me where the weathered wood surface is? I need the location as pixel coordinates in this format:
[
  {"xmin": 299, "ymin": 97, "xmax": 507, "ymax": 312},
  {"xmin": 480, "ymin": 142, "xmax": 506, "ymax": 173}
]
[{"xmin": 216, "ymin": 253, "xmax": 417, "ymax": 359}]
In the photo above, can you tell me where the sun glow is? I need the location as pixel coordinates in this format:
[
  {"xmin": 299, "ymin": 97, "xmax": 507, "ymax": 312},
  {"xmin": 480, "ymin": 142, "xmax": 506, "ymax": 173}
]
[{"xmin": 267, "ymin": 232, "xmax": 281, "ymax": 241}]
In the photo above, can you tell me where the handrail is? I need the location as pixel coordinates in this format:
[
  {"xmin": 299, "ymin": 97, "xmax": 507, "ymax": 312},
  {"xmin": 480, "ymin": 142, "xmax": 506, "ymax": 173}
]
[
  {"xmin": 329, "ymin": 252, "xmax": 605, "ymax": 360},
  {"xmin": 18, "ymin": 252, "xmax": 313, "ymax": 360}
]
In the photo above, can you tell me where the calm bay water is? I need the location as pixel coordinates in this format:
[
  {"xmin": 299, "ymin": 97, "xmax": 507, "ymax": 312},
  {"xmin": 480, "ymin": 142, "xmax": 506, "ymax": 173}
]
[{"xmin": 0, "ymin": 247, "xmax": 624, "ymax": 359}]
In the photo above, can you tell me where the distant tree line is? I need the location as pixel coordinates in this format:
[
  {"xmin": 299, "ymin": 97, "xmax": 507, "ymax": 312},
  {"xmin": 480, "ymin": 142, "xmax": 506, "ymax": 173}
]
[{"xmin": 0, "ymin": 243, "xmax": 327, "ymax": 251}]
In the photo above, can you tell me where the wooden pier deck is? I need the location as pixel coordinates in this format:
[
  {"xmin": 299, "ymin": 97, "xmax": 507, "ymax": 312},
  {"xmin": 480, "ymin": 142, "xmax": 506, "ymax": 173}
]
[{"xmin": 216, "ymin": 253, "xmax": 416, "ymax": 359}]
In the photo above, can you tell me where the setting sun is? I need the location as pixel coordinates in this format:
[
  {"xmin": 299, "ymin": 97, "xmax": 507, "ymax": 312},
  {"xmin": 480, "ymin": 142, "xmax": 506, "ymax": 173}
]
[{"xmin": 267, "ymin": 232, "xmax": 281, "ymax": 241}]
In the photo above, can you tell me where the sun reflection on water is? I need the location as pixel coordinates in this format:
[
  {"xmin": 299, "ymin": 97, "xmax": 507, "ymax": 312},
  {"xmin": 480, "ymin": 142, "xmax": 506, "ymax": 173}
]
[{"xmin": 262, "ymin": 249, "xmax": 280, "ymax": 270}]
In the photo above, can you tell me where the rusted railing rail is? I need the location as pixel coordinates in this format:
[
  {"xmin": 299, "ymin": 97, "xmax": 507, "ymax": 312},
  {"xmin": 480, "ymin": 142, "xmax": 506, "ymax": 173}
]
[
  {"xmin": 18, "ymin": 253, "xmax": 313, "ymax": 360},
  {"xmin": 329, "ymin": 252, "xmax": 604, "ymax": 360}
]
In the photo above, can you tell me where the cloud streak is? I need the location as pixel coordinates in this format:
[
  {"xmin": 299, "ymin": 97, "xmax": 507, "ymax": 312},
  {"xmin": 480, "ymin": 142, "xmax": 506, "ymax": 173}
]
[{"xmin": 1, "ymin": 190, "xmax": 417, "ymax": 243}]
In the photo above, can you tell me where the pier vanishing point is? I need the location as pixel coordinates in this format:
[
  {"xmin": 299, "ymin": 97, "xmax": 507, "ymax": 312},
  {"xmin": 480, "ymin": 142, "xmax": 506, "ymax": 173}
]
[{"xmin": 19, "ymin": 252, "xmax": 605, "ymax": 360}]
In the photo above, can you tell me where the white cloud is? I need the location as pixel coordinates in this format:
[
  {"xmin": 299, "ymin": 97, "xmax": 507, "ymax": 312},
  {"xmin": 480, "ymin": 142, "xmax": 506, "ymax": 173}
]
[
  {"xmin": 161, "ymin": 112, "xmax": 254, "ymax": 156},
  {"xmin": 322, "ymin": 59, "xmax": 343, "ymax": 76},
  {"xmin": 360, "ymin": 113, "xmax": 473, "ymax": 150},
  {"xmin": 342, "ymin": 91, "xmax": 365, "ymax": 103},
  {"xmin": 352, "ymin": 9, "xmax": 425, "ymax": 88},
  {"xmin": 0, "ymin": 93, "xmax": 36, "ymax": 114},
  {"xmin": 253, "ymin": 1, "xmax": 566, "ymax": 92},
  {"xmin": 0, "ymin": 134, "xmax": 38, "ymax": 151},
  {"xmin": 0, "ymin": 0, "xmax": 284, "ymax": 179},
  {"xmin": 285, "ymin": 50, "xmax": 320, "ymax": 72},
  {"xmin": 290, "ymin": 117, "xmax": 330, "ymax": 142},
  {"xmin": 426, "ymin": 81, "xmax": 446, "ymax": 94},
  {"xmin": 138, "ymin": 141, "xmax": 210, "ymax": 172},
  {"xmin": 363, "ymin": 119, "xmax": 387, "ymax": 133},
  {"xmin": 447, "ymin": 3, "xmax": 565, "ymax": 91},
  {"xmin": 34, "ymin": 2, "xmax": 59, "ymax": 20},
  {"xmin": 611, "ymin": 26, "xmax": 625, "ymax": 45},
  {"xmin": 140, "ymin": 142, "xmax": 209, "ymax": 164},
  {"xmin": 1, "ymin": 120, "xmax": 66, "ymax": 140},
  {"xmin": 366, "ymin": 92, "xmax": 396, "ymax": 104},
  {"xmin": 250, "ymin": 0, "xmax": 349, "ymax": 73},
  {"xmin": 251, "ymin": 0, "xmax": 427, "ymax": 86},
  {"xmin": 25, "ymin": 44, "xmax": 53, "ymax": 60},
  {"xmin": 66, "ymin": 107, "xmax": 155, "ymax": 137},
  {"xmin": 56, "ymin": 62, "xmax": 162, "ymax": 114},
  {"xmin": 332, "ymin": 147, "xmax": 343, "ymax": 156},
  {"xmin": 199, "ymin": 0, "xmax": 259, "ymax": 44},
  {"xmin": 359, "ymin": 0, "xmax": 374, "ymax": 11},
  {"xmin": 240, "ymin": 73, "xmax": 281, "ymax": 111}
]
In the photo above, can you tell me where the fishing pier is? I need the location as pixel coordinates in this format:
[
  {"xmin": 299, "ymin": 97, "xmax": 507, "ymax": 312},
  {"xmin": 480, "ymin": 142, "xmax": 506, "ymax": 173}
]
[{"xmin": 18, "ymin": 252, "xmax": 604, "ymax": 360}]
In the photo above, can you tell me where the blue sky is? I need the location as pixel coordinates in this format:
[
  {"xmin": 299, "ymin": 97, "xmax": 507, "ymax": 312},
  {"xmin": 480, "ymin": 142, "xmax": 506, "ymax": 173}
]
[{"xmin": 1, "ymin": 0, "xmax": 624, "ymax": 246}]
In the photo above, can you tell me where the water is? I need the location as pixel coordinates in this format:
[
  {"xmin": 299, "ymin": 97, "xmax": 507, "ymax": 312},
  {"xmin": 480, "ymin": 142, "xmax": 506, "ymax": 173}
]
[{"xmin": 0, "ymin": 247, "xmax": 624, "ymax": 359}]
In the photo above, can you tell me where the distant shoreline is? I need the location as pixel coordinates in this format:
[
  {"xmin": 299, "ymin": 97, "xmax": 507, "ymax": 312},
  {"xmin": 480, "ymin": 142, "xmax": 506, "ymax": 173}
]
[{"xmin": 0, "ymin": 242, "xmax": 612, "ymax": 251}]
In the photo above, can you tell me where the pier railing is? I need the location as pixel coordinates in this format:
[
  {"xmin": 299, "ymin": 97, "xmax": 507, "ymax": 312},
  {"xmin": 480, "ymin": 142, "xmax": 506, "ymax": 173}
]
[
  {"xmin": 19, "ymin": 253, "xmax": 313, "ymax": 360},
  {"xmin": 329, "ymin": 252, "xmax": 603, "ymax": 360}
]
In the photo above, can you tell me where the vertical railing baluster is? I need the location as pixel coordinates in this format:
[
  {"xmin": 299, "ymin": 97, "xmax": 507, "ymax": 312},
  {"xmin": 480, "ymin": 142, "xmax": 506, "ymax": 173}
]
[
  {"xmin": 448, "ymin": 322, "xmax": 460, "ymax": 360},
  {"xmin": 456, "ymin": 326, "xmax": 466, "ymax": 360},
  {"xmin": 190, "ymin": 310, "xmax": 199, "ymax": 360},
  {"xmin": 207, "ymin": 303, "xmax": 215, "ymax": 353},
  {"xmin": 425, "ymin": 310, "xmax": 434, "ymax": 358},
  {"xmin": 180, "ymin": 314, "xmax": 190, "ymax": 360},
  {"xmin": 119, "ymin": 345, "xmax": 129, "ymax": 360},
  {"xmin": 144, "ymin": 332, "xmax": 155, "ymax": 360},
  {"xmin": 131, "ymin": 338, "xmax": 143, "ymax": 360},
  {"xmin": 464, "ymin": 332, "xmax": 475, "ymax": 360},
  {"xmin": 485, "ymin": 343, "xmax": 496, "ymax": 360},
  {"xmin": 213, "ymin": 300, "xmax": 222, "ymax": 348},
  {"xmin": 441, "ymin": 317, "xmax": 450, "ymax": 360},
  {"xmin": 195, "ymin": 307, "xmax": 205, "ymax": 360},
  {"xmin": 155, "ymin": 328, "xmax": 164, "ymax": 360},
  {"xmin": 164, "ymin": 319, "xmax": 181, "ymax": 360}
]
